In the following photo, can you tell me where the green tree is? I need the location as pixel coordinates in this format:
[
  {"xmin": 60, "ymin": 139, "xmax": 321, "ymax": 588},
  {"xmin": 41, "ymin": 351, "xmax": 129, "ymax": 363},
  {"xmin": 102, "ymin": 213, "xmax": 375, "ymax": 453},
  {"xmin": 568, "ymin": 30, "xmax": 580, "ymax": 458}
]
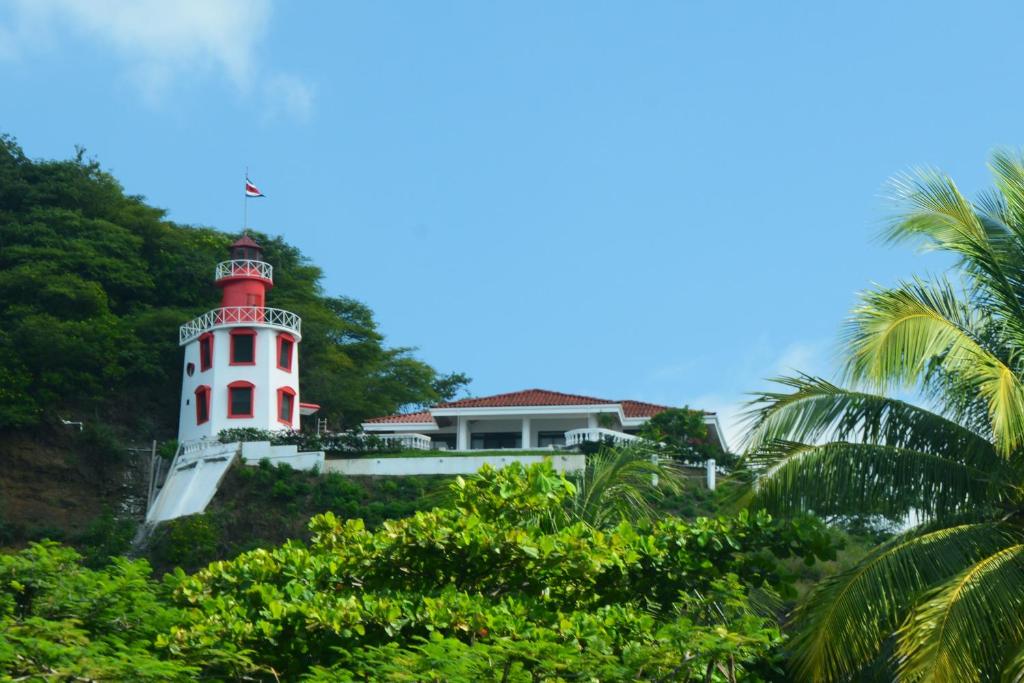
[
  {"xmin": 742, "ymin": 152, "xmax": 1024, "ymax": 681},
  {"xmin": 640, "ymin": 406, "xmax": 728, "ymax": 463}
]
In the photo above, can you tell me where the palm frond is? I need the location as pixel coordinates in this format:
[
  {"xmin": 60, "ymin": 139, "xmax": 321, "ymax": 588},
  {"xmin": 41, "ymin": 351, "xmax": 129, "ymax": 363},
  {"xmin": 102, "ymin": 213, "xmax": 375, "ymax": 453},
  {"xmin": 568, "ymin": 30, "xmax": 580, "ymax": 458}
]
[
  {"xmin": 897, "ymin": 543, "xmax": 1024, "ymax": 682},
  {"xmin": 571, "ymin": 445, "xmax": 683, "ymax": 529},
  {"xmin": 742, "ymin": 375, "xmax": 997, "ymax": 468},
  {"xmin": 787, "ymin": 522, "xmax": 1018, "ymax": 682},
  {"xmin": 844, "ymin": 278, "xmax": 1024, "ymax": 454},
  {"xmin": 887, "ymin": 164, "xmax": 1024, "ymax": 349},
  {"xmin": 748, "ymin": 440, "xmax": 995, "ymax": 522}
]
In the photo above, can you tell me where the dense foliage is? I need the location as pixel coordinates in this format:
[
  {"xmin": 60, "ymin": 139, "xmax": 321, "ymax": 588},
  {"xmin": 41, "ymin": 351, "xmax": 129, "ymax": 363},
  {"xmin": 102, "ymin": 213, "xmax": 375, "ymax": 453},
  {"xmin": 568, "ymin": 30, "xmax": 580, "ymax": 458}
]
[
  {"xmin": 163, "ymin": 463, "xmax": 836, "ymax": 681},
  {"xmin": 0, "ymin": 135, "xmax": 467, "ymax": 432},
  {"xmin": 0, "ymin": 542, "xmax": 194, "ymax": 680},
  {"xmin": 743, "ymin": 152, "xmax": 1024, "ymax": 680},
  {"xmin": 0, "ymin": 463, "xmax": 837, "ymax": 681}
]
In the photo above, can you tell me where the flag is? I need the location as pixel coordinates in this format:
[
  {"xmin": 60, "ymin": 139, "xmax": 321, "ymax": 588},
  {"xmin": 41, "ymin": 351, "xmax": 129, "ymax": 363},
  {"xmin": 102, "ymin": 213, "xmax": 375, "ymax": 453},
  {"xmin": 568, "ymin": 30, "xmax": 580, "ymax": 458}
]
[{"xmin": 245, "ymin": 178, "xmax": 265, "ymax": 198}]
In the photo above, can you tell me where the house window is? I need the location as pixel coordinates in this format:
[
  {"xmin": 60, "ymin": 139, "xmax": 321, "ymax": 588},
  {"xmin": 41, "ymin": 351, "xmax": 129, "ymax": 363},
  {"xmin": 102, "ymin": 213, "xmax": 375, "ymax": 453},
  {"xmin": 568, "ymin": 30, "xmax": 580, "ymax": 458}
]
[
  {"xmin": 230, "ymin": 329, "xmax": 256, "ymax": 365},
  {"xmin": 537, "ymin": 431, "xmax": 566, "ymax": 447},
  {"xmin": 246, "ymin": 293, "xmax": 261, "ymax": 307},
  {"xmin": 277, "ymin": 333, "xmax": 294, "ymax": 372},
  {"xmin": 470, "ymin": 433, "xmax": 521, "ymax": 450},
  {"xmin": 227, "ymin": 381, "xmax": 254, "ymax": 418},
  {"xmin": 199, "ymin": 333, "xmax": 213, "ymax": 371},
  {"xmin": 195, "ymin": 385, "xmax": 211, "ymax": 424},
  {"xmin": 277, "ymin": 387, "xmax": 296, "ymax": 425}
]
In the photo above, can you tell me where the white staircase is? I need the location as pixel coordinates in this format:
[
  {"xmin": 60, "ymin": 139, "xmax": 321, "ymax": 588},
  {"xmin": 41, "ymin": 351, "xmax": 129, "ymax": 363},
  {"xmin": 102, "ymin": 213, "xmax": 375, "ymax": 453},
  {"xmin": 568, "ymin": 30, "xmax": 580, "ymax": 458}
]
[{"xmin": 145, "ymin": 439, "xmax": 325, "ymax": 525}]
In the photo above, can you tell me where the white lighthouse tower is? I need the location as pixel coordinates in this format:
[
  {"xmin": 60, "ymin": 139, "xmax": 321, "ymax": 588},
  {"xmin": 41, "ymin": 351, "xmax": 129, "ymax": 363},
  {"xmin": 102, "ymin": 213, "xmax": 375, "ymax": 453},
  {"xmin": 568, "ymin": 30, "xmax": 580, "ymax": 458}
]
[{"xmin": 176, "ymin": 235, "xmax": 303, "ymax": 442}]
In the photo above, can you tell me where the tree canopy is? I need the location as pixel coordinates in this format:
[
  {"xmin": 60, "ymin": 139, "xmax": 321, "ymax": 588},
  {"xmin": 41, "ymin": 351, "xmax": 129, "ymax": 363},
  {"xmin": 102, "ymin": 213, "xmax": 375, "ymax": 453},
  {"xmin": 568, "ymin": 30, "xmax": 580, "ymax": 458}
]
[{"xmin": 0, "ymin": 135, "xmax": 467, "ymax": 432}]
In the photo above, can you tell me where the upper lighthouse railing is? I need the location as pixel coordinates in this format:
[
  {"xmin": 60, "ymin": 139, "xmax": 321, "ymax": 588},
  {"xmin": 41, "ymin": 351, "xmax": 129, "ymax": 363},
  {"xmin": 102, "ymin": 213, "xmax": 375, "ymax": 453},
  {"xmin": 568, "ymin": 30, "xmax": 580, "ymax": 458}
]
[
  {"xmin": 179, "ymin": 306, "xmax": 301, "ymax": 345},
  {"xmin": 215, "ymin": 259, "xmax": 273, "ymax": 282}
]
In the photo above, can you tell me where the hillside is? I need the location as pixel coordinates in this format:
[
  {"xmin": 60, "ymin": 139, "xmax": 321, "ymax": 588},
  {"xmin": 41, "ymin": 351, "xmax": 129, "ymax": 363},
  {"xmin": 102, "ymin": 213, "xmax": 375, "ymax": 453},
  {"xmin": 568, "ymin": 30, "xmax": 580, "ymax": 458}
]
[
  {"xmin": 0, "ymin": 135, "xmax": 469, "ymax": 553},
  {"xmin": 0, "ymin": 134, "xmax": 468, "ymax": 435}
]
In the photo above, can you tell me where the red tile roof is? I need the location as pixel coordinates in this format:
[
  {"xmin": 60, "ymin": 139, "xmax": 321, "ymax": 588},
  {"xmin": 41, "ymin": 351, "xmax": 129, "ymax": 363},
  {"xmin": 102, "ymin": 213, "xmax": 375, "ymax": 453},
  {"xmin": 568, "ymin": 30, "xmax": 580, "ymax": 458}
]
[
  {"xmin": 619, "ymin": 400, "xmax": 673, "ymax": 418},
  {"xmin": 363, "ymin": 390, "xmax": 716, "ymax": 424},
  {"xmin": 231, "ymin": 234, "xmax": 262, "ymax": 249},
  {"xmin": 363, "ymin": 410, "xmax": 434, "ymax": 425},
  {"xmin": 437, "ymin": 388, "xmax": 616, "ymax": 409}
]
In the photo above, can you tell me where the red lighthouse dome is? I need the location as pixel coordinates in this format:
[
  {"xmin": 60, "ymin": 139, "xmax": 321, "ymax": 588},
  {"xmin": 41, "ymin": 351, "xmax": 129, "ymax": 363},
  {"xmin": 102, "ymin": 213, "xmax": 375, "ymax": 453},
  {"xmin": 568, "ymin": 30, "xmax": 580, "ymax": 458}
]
[{"xmin": 216, "ymin": 234, "xmax": 274, "ymax": 308}]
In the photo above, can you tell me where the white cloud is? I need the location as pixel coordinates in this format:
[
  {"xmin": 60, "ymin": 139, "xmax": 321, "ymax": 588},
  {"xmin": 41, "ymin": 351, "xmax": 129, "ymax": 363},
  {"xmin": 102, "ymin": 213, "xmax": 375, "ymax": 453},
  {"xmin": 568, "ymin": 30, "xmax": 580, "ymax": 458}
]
[{"xmin": 0, "ymin": 0, "xmax": 313, "ymax": 118}]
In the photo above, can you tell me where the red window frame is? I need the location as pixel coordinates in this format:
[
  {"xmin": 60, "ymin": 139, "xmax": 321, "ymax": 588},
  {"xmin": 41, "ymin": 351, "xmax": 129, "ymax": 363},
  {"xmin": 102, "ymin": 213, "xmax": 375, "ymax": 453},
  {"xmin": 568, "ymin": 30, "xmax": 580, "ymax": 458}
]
[
  {"xmin": 198, "ymin": 333, "xmax": 214, "ymax": 372},
  {"xmin": 277, "ymin": 386, "xmax": 296, "ymax": 425},
  {"xmin": 229, "ymin": 328, "xmax": 257, "ymax": 366},
  {"xmin": 194, "ymin": 385, "xmax": 211, "ymax": 425},
  {"xmin": 277, "ymin": 333, "xmax": 295, "ymax": 372},
  {"xmin": 227, "ymin": 381, "xmax": 255, "ymax": 419}
]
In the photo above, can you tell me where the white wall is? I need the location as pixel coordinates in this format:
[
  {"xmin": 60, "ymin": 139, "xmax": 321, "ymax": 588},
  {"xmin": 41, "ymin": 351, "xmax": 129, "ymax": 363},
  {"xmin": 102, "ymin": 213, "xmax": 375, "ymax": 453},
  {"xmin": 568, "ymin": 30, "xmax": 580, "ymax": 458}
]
[
  {"xmin": 178, "ymin": 326, "xmax": 300, "ymax": 442},
  {"xmin": 325, "ymin": 453, "xmax": 586, "ymax": 476}
]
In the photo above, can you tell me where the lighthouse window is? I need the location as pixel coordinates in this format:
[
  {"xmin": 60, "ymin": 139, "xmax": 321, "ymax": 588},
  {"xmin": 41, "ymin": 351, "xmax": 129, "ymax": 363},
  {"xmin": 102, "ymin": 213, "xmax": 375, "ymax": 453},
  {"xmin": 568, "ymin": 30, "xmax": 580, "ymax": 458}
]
[
  {"xmin": 199, "ymin": 333, "xmax": 213, "ymax": 371},
  {"xmin": 277, "ymin": 334, "xmax": 293, "ymax": 371},
  {"xmin": 195, "ymin": 386, "xmax": 210, "ymax": 424},
  {"xmin": 228, "ymin": 382, "xmax": 254, "ymax": 418},
  {"xmin": 277, "ymin": 387, "xmax": 295, "ymax": 425},
  {"xmin": 230, "ymin": 329, "xmax": 255, "ymax": 365}
]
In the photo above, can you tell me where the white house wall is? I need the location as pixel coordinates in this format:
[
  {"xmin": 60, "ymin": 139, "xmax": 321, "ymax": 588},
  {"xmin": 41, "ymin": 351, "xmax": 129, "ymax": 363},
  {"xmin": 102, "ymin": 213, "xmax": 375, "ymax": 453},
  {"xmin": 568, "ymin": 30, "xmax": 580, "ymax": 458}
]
[{"xmin": 325, "ymin": 453, "xmax": 586, "ymax": 476}]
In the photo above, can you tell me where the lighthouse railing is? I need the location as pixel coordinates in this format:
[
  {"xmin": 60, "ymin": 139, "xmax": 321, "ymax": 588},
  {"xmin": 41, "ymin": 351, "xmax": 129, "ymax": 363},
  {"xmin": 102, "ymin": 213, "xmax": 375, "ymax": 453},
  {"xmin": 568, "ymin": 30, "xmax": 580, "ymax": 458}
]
[
  {"xmin": 179, "ymin": 306, "xmax": 301, "ymax": 344},
  {"xmin": 215, "ymin": 259, "xmax": 273, "ymax": 282}
]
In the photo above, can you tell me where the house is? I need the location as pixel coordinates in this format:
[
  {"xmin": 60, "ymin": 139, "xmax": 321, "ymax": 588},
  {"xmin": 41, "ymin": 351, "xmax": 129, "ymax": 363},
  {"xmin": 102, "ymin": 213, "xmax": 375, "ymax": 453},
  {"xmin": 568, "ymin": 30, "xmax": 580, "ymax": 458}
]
[{"xmin": 362, "ymin": 389, "xmax": 728, "ymax": 452}]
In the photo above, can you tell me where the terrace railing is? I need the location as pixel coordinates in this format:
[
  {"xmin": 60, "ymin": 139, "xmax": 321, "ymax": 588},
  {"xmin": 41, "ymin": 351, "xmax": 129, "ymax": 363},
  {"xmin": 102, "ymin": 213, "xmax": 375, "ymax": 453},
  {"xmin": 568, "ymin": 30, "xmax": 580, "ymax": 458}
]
[
  {"xmin": 179, "ymin": 306, "xmax": 301, "ymax": 344},
  {"xmin": 215, "ymin": 259, "xmax": 273, "ymax": 282},
  {"xmin": 377, "ymin": 433, "xmax": 433, "ymax": 451},
  {"xmin": 563, "ymin": 427, "xmax": 642, "ymax": 448}
]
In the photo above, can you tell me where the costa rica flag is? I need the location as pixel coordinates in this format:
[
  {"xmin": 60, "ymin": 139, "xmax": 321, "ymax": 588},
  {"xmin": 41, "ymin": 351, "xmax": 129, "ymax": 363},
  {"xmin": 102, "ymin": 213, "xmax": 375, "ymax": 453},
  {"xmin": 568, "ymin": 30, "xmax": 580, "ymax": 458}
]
[{"xmin": 245, "ymin": 178, "xmax": 265, "ymax": 197}]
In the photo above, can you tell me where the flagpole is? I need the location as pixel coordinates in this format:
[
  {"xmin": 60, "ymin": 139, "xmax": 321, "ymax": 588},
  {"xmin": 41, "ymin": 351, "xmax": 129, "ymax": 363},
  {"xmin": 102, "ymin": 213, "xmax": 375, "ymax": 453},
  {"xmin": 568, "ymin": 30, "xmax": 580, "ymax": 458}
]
[{"xmin": 243, "ymin": 166, "xmax": 248, "ymax": 232}]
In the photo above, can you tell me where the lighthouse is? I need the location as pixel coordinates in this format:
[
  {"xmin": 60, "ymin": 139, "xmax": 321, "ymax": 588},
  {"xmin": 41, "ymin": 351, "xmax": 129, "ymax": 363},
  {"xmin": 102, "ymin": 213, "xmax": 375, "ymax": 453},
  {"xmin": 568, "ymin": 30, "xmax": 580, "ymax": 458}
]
[{"xmin": 176, "ymin": 235, "xmax": 304, "ymax": 442}]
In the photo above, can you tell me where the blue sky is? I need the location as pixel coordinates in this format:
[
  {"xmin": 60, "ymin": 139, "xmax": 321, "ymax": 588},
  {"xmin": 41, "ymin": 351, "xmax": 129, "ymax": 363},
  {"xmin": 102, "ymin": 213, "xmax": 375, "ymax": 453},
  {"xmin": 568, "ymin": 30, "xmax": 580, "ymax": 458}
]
[{"xmin": 1, "ymin": 1, "xmax": 1020, "ymax": 446}]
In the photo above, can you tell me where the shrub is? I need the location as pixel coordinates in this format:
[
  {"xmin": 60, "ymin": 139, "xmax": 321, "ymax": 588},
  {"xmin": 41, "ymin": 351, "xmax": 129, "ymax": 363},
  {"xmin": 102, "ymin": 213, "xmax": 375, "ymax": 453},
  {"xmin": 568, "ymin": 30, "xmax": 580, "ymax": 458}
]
[{"xmin": 148, "ymin": 514, "xmax": 220, "ymax": 571}]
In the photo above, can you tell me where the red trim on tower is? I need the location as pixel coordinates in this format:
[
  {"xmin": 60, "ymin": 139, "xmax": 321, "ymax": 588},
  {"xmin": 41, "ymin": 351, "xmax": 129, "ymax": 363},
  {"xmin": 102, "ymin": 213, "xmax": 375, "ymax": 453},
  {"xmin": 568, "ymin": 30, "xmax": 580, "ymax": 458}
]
[
  {"xmin": 227, "ymin": 381, "xmax": 255, "ymax": 419},
  {"xmin": 229, "ymin": 328, "xmax": 257, "ymax": 366},
  {"xmin": 277, "ymin": 386, "xmax": 296, "ymax": 425},
  {"xmin": 276, "ymin": 332, "xmax": 294, "ymax": 372},
  {"xmin": 194, "ymin": 385, "xmax": 211, "ymax": 425},
  {"xmin": 198, "ymin": 333, "xmax": 214, "ymax": 372}
]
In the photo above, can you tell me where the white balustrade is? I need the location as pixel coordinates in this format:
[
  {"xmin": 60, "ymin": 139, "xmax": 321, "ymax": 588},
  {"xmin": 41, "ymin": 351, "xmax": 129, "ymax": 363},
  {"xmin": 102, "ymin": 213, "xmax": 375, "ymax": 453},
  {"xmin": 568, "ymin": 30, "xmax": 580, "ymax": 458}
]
[
  {"xmin": 563, "ymin": 427, "xmax": 642, "ymax": 447},
  {"xmin": 179, "ymin": 306, "xmax": 301, "ymax": 344},
  {"xmin": 376, "ymin": 433, "xmax": 433, "ymax": 451},
  {"xmin": 215, "ymin": 259, "xmax": 273, "ymax": 282}
]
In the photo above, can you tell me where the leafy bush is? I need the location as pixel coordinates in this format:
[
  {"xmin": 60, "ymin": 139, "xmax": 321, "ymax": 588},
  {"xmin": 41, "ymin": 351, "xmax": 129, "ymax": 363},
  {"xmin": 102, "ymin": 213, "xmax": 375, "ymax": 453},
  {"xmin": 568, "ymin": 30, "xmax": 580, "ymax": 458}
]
[
  {"xmin": 162, "ymin": 462, "xmax": 838, "ymax": 680},
  {"xmin": 0, "ymin": 542, "xmax": 194, "ymax": 680},
  {"xmin": 217, "ymin": 426, "xmax": 402, "ymax": 456}
]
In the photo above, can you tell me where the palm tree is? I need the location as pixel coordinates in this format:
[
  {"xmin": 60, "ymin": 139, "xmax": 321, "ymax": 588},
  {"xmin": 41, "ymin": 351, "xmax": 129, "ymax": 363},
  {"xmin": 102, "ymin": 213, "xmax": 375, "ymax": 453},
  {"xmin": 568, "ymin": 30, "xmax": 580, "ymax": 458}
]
[
  {"xmin": 742, "ymin": 151, "xmax": 1024, "ymax": 681},
  {"xmin": 568, "ymin": 443, "xmax": 684, "ymax": 528}
]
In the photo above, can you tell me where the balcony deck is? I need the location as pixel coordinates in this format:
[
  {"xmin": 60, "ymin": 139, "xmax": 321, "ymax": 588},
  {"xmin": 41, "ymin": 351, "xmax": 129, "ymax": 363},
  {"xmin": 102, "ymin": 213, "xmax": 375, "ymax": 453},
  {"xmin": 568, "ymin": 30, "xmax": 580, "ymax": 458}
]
[
  {"xmin": 179, "ymin": 306, "xmax": 301, "ymax": 345},
  {"xmin": 214, "ymin": 259, "xmax": 273, "ymax": 283}
]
